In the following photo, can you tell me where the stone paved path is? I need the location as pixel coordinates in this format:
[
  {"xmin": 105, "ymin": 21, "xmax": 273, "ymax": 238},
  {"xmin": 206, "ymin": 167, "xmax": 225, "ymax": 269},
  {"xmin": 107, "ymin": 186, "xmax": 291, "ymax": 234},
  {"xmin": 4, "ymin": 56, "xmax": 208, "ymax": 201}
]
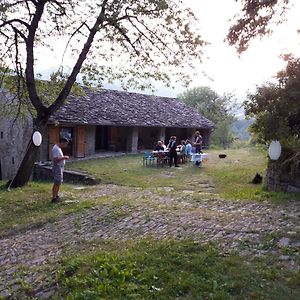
[{"xmin": 1, "ymin": 182, "xmax": 300, "ymax": 298}]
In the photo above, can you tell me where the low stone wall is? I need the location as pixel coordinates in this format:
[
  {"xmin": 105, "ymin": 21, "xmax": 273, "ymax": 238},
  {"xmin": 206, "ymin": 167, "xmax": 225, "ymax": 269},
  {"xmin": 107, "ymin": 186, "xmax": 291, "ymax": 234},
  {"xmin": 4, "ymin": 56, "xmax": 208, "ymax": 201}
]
[
  {"xmin": 33, "ymin": 163, "xmax": 100, "ymax": 185},
  {"xmin": 264, "ymin": 149, "xmax": 300, "ymax": 193}
]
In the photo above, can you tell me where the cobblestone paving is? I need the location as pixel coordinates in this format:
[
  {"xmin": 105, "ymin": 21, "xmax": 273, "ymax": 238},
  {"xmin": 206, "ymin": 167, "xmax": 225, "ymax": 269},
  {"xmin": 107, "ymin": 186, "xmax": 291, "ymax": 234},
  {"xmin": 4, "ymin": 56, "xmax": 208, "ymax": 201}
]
[{"xmin": 1, "ymin": 183, "xmax": 300, "ymax": 298}]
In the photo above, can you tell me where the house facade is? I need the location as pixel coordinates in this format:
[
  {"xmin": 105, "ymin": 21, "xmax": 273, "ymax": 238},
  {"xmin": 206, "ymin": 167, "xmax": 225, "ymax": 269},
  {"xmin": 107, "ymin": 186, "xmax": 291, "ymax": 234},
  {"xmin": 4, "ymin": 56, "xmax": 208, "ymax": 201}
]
[
  {"xmin": 1, "ymin": 88, "xmax": 215, "ymax": 180},
  {"xmin": 40, "ymin": 88, "xmax": 215, "ymax": 161},
  {"xmin": 0, "ymin": 90, "xmax": 32, "ymax": 180}
]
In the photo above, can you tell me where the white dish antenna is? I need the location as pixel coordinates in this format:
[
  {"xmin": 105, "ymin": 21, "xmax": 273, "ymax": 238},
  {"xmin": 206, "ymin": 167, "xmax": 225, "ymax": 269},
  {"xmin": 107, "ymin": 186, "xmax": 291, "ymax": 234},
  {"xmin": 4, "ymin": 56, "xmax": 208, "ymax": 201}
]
[
  {"xmin": 32, "ymin": 131, "xmax": 42, "ymax": 146},
  {"xmin": 268, "ymin": 140, "xmax": 281, "ymax": 160}
]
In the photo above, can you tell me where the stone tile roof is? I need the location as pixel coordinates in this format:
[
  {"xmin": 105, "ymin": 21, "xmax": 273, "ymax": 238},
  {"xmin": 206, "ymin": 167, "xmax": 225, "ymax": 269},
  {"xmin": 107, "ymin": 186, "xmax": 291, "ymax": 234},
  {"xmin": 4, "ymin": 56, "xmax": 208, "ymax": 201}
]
[{"xmin": 49, "ymin": 88, "xmax": 215, "ymax": 129}]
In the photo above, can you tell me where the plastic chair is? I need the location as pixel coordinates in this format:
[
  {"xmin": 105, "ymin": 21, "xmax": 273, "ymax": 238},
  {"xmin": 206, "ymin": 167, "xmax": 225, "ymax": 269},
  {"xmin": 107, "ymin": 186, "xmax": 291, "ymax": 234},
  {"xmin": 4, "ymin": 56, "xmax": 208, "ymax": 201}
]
[{"xmin": 143, "ymin": 152, "xmax": 155, "ymax": 166}]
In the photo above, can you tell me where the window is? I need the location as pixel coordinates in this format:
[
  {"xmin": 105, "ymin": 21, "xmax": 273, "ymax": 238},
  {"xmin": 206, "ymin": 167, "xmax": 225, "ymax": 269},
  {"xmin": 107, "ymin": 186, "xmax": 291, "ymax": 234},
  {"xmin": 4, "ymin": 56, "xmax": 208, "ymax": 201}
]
[
  {"xmin": 12, "ymin": 157, "xmax": 15, "ymax": 165},
  {"xmin": 0, "ymin": 132, "xmax": 3, "ymax": 139}
]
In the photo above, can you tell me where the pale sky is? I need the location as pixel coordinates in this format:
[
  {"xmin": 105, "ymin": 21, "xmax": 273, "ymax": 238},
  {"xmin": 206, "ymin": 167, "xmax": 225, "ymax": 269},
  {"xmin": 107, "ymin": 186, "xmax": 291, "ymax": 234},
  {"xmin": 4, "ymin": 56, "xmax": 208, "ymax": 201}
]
[
  {"xmin": 171, "ymin": 0, "xmax": 300, "ymax": 100},
  {"xmin": 36, "ymin": 0, "xmax": 300, "ymax": 102}
]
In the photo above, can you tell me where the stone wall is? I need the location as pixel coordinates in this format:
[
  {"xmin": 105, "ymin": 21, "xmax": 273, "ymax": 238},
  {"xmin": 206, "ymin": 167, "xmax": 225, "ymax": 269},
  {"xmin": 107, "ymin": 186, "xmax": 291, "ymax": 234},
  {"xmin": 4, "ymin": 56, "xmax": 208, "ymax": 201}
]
[
  {"xmin": 264, "ymin": 149, "xmax": 300, "ymax": 193},
  {"xmin": 33, "ymin": 163, "xmax": 100, "ymax": 185},
  {"xmin": 0, "ymin": 95, "xmax": 32, "ymax": 180}
]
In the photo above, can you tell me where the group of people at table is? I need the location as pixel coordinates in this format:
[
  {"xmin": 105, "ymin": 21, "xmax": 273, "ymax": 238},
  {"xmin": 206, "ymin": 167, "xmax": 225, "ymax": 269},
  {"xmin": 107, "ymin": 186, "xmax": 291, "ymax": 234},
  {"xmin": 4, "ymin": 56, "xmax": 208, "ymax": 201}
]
[{"xmin": 152, "ymin": 131, "xmax": 203, "ymax": 167}]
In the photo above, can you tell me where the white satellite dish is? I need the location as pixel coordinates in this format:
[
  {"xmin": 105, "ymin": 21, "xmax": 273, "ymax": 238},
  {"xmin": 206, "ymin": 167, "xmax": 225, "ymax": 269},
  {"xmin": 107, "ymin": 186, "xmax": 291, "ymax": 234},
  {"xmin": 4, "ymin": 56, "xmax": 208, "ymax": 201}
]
[
  {"xmin": 268, "ymin": 140, "xmax": 281, "ymax": 160},
  {"xmin": 32, "ymin": 131, "xmax": 42, "ymax": 146}
]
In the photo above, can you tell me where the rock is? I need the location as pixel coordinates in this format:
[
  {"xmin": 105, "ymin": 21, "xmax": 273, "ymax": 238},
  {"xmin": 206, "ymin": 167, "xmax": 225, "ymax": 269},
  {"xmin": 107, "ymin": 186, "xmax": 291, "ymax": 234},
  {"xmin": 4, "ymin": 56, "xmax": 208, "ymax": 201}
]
[
  {"xmin": 182, "ymin": 190, "xmax": 194, "ymax": 195},
  {"xmin": 64, "ymin": 200, "xmax": 80, "ymax": 204},
  {"xmin": 279, "ymin": 255, "xmax": 291, "ymax": 261},
  {"xmin": 158, "ymin": 187, "xmax": 174, "ymax": 192},
  {"xmin": 278, "ymin": 237, "xmax": 290, "ymax": 247},
  {"xmin": 73, "ymin": 186, "xmax": 86, "ymax": 190},
  {"xmin": 287, "ymin": 185, "xmax": 300, "ymax": 193}
]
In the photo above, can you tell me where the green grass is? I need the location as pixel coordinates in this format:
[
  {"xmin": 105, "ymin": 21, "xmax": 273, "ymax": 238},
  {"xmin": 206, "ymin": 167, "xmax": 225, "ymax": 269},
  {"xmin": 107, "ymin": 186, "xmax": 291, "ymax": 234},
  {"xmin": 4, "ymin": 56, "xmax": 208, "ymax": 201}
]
[
  {"xmin": 55, "ymin": 239, "xmax": 300, "ymax": 300},
  {"xmin": 67, "ymin": 147, "xmax": 300, "ymax": 201},
  {"xmin": 1, "ymin": 146, "xmax": 299, "ymax": 236},
  {"xmin": 1, "ymin": 147, "xmax": 300, "ymax": 298},
  {"xmin": 0, "ymin": 181, "xmax": 109, "ymax": 236},
  {"xmin": 205, "ymin": 147, "xmax": 300, "ymax": 201},
  {"xmin": 67, "ymin": 154, "xmax": 211, "ymax": 190}
]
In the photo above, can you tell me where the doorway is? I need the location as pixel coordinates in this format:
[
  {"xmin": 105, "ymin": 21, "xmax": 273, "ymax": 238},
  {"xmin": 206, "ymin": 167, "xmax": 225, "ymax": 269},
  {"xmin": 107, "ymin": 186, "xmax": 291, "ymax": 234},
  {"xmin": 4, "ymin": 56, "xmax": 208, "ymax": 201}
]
[{"xmin": 95, "ymin": 126, "xmax": 109, "ymax": 151}]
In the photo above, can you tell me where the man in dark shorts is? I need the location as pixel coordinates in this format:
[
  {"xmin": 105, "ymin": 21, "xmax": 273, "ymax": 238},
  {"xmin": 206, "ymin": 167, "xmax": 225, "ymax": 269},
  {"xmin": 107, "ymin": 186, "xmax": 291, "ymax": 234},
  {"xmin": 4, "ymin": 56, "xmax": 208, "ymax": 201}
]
[{"xmin": 52, "ymin": 137, "xmax": 69, "ymax": 203}]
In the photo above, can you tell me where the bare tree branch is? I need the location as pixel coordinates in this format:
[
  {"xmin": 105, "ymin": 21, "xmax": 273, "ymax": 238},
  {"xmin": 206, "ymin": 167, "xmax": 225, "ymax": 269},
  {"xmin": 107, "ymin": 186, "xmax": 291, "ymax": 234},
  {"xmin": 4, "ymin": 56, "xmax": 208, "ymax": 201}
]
[
  {"xmin": 48, "ymin": 0, "xmax": 109, "ymax": 114},
  {"xmin": 0, "ymin": 18, "xmax": 30, "ymax": 30},
  {"xmin": 25, "ymin": 0, "xmax": 47, "ymax": 114},
  {"xmin": 113, "ymin": 22, "xmax": 140, "ymax": 56},
  {"xmin": 59, "ymin": 22, "xmax": 91, "ymax": 68}
]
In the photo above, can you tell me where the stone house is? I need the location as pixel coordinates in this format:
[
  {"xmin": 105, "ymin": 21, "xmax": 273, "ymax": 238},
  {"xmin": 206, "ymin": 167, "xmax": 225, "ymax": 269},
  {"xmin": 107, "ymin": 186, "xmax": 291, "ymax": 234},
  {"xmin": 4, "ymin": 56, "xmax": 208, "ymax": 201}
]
[
  {"xmin": 42, "ymin": 88, "xmax": 215, "ymax": 160},
  {"xmin": 0, "ymin": 88, "xmax": 215, "ymax": 180}
]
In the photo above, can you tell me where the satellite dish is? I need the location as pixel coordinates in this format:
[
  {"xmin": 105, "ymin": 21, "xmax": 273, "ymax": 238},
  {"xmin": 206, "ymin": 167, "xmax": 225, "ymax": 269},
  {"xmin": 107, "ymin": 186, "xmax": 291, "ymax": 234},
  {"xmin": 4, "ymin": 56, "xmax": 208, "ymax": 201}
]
[
  {"xmin": 32, "ymin": 131, "xmax": 42, "ymax": 146},
  {"xmin": 268, "ymin": 140, "xmax": 281, "ymax": 160}
]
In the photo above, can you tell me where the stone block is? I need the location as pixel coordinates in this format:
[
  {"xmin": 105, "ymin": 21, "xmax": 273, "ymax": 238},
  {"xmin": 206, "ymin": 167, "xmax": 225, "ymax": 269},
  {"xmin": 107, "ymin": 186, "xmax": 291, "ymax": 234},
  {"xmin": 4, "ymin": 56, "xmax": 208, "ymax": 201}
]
[
  {"xmin": 286, "ymin": 185, "xmax": 300, "ymax": 193},
  {"xmin": 33, "ymin": 163, "xmax": 100, "ymax": 185}
]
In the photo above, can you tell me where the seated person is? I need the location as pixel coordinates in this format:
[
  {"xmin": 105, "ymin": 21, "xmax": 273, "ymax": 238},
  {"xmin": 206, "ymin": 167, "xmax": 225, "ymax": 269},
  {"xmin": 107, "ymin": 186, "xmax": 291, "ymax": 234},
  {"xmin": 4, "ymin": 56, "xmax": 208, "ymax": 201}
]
[
  {"xmin": 179, "ymin": 140, "xmax": 186, "ymax": 163},
  {"xmin": 161, "ymin": 140, "xmax": 167, "ymax": 151},
  {"xmin": 180, "ymin": 140, "xmax": 186, "ymax": 154},
  {"xmin": 154, "ymin": 141, "xmax": 164, "ymax": 151},
  {"xmin": 185, "ymin": 140, "xmax": 192, "ymax": 157}
]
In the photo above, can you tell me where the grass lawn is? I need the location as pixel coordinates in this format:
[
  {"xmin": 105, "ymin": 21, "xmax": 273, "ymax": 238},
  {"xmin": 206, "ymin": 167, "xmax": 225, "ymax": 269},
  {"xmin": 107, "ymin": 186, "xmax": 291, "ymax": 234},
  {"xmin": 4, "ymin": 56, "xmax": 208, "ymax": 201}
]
[
  {"xmin": 67, "ymin": 146, "xmax": 300, "ymax": 201},
  {"xmin": 0, "ymin": 182, "xmax": 109, "ymax": 236},
  {"xmin": 1, "ymin": 146, "xmax": 299, "ymax": 235},
  {"xmin": 1, "ymin": 146, "xmax": 300, "ymax": 299},
  {"xmin": 56, "ymin": 239, "xmax": 300, "ymax": 300}
]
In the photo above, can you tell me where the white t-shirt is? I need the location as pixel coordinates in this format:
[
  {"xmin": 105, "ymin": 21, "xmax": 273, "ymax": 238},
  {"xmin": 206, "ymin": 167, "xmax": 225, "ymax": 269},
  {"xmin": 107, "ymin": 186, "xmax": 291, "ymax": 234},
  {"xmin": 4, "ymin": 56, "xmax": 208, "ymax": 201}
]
[{"xmin": 52, "ymin": 144, "xmax": 65, "ymax": 166}]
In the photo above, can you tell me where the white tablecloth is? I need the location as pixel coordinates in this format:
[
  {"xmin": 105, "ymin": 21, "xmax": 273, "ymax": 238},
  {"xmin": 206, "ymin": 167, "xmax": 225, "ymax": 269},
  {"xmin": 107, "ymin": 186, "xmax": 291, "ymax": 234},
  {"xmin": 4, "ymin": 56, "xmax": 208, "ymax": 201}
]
[{"xmin": 191, "ymin": 153, "xmax": 209, "ymax": 162}]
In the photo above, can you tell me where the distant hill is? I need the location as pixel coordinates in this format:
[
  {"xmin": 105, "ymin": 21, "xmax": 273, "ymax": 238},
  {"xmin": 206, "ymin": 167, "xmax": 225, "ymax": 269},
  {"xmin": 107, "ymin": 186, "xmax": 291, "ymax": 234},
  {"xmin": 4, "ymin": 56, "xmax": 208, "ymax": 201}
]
[{"xmin": 231, "ymin": 119, "xmax": 254, "ymax": 141}]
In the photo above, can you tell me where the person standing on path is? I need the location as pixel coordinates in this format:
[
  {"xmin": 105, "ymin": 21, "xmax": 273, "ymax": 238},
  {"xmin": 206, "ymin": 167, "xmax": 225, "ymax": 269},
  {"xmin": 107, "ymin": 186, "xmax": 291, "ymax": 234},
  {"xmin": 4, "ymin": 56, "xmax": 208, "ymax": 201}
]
[
  {"xmin": 52, "ymin": 137, "xmax": 69, "ymax": 203},
  {"xmin": 167, "ymin": 136, "xmax": 179, "ymax": 167}
]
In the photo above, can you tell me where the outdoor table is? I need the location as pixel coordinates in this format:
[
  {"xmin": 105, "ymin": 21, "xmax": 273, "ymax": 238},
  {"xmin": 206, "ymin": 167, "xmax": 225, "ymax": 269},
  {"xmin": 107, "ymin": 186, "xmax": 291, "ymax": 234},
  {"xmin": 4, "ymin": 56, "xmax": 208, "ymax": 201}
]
[
  {"xmin": 152, "ymin": 150, "xmax": 184, "ymax": 166},
  {"xmin": 191, "ymin": 153, "xmax": 209, "ymax": 166},
  {"xmin": 152, "ymin": 151, "xmax": 169, "ymax": 166},
  {"xmin": 191, "ymin": 153, "xmax": 202, "ymax": 164}
]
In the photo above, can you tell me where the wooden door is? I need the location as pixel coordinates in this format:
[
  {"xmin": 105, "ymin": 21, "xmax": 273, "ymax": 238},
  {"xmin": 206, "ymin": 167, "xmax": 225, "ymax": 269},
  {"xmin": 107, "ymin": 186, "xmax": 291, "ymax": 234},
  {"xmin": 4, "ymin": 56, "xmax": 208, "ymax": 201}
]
[
  {"xmin": 48, "ymin": 125, "xmax": 59, "ymax": 160},
  {"xmin": 76, "ymin": 126, "xmax": 87, "ymax": 158}
]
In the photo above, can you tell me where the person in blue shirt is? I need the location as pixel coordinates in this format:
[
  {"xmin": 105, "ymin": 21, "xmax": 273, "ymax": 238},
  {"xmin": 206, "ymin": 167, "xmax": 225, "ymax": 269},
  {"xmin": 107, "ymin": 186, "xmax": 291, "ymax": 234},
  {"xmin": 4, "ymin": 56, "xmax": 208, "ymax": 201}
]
[{"xmin": 185, "ymin": 139, "xmax": 192, "ymax": 158}]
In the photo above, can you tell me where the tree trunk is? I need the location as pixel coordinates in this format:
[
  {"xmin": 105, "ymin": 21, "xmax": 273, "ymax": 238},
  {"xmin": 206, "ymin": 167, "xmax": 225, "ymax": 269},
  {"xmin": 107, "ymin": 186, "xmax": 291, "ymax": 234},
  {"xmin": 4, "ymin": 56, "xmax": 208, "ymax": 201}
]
[{"xmin": 7, "ymin": 117, "xmax": 48, "ymax": 189}]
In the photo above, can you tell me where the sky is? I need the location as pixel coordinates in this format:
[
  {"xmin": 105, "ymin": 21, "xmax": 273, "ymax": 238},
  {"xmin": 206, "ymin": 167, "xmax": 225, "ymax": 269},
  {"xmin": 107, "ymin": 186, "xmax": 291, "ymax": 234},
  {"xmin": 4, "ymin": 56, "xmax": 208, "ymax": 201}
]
[
  {"xmin": 168, "ymin": 0, "xmax": 300, "ymax": 101},
  {"xmin": 36, "ymin": 0, "xmax": 300, "ymax": 103}
]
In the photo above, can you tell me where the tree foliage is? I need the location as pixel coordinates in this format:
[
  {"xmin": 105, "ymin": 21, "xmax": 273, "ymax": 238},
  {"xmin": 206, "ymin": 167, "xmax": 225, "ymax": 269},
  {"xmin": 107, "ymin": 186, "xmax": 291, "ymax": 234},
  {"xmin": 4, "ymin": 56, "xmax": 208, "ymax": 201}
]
[
  {"xmin": 228, "ymin": 0, "xmax": 300, "ymax": 147},
  {"xmin": 0, "ymin": 0, "xmax": 205, "ymax": 97},
  {"xmin": 178, "ymin": 86, "xmax": 237, "ymax": 148},
  {"xmin": 0, "ymin": 0, "xmax": 206, "ymax": 187},
  {"xmin": 245, "ymin": 55, "xmax": 300, "ymax": 147},
  {"xmin": 227, "ymin": 0, "xmax": 290, "ymax": 53}
]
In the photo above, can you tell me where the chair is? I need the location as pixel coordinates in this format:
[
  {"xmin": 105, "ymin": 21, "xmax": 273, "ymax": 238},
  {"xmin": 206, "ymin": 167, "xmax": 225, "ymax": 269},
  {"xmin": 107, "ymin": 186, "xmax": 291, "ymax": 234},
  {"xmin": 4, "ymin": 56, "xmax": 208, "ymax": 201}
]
[
  {"xmin": 143, "ymin": 152, "xmax": 155, "ymax": 166},
  {"xmin": 156, "ymin": 152, "xmax": 167, "ymax": 167}
]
